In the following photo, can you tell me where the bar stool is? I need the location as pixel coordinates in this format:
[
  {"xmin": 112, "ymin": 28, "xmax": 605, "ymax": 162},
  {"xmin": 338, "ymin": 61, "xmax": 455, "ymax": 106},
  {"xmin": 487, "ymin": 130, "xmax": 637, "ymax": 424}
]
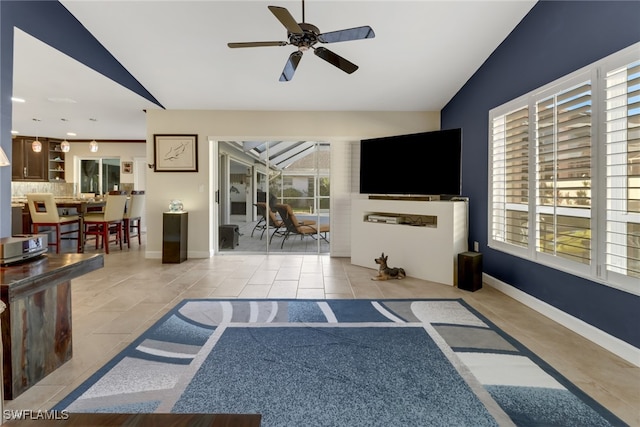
[
  {"xmin": 124, "ymin": 191, "xmax": 145, "ymax": 247},
  {"xmin": 83, "ymin": 194, "xmax": 127, "ymax": 254},
  {"xmin": 26, "ymin": 193, "xmax": 82, "ymax": 253}
]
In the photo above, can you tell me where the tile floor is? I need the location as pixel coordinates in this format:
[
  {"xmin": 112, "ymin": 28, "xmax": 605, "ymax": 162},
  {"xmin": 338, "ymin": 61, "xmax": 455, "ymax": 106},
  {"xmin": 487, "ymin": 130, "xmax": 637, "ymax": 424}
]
[{"xmin": 4, "ymin": 238, "xmax": 639, "ymax": 426}]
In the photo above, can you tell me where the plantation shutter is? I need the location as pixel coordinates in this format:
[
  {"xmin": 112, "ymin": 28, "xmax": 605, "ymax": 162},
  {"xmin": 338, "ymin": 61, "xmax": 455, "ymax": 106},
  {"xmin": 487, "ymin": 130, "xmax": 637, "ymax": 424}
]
[
  {"xmin": 535, "ymin": 82, "xmax": 592, "ymax": 265},
  {"xmin": 491, "ymin": 106, "xmax": 530, "ymax": 248},
  {"xmin": 605, "ymin": 60, "xmax": 640, "ymax": 279}
]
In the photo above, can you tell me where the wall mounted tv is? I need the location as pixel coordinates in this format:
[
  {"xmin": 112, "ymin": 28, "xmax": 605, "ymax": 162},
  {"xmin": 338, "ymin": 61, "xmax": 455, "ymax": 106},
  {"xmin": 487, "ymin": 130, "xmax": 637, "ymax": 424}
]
[{"xmin": 359, "ymin": 128, "xmax": 462, "ymax": 197}]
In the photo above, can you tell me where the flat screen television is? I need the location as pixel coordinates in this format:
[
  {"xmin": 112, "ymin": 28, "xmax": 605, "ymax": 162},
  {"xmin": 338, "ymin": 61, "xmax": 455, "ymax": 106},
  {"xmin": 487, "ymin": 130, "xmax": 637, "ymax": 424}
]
[{"xmin": 359, "ymin": 128, "xmax": 462, "ymax": 197}]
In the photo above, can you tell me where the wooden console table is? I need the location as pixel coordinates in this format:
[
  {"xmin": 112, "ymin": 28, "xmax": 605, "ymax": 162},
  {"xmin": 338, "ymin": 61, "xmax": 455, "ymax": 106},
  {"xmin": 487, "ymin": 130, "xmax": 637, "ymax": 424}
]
[{"xmin": 0, "ymin": 253, "xmax": 104, "ymax": 399}]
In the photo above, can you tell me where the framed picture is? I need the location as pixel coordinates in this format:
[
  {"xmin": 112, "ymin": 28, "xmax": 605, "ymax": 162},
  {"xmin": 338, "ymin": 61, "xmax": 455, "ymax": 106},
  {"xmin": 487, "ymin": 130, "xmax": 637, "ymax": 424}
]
[
  {"xmin": 122, "ymin": 161, "xmax": 133, "ymax": 174},
  {"xmin": 153, "ymin": 134, "xmax": 198, "ymax": 172}
]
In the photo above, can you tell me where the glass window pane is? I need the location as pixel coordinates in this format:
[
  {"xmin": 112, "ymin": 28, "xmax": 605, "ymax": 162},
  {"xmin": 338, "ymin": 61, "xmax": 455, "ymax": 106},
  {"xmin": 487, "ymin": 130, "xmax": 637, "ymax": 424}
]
[
  {"xmin": 80, "ymin": 160, "xmax": 99, "ymax": 194},
  {"xmin": 538, "ymin": 214, "xmax": 591, "ymax": 264}
]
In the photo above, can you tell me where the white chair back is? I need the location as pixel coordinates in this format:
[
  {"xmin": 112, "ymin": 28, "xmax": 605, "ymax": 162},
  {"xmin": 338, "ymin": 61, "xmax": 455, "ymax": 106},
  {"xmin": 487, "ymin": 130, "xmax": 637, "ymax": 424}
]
[
  {"xmin": 26, "ymin": 193, "xmax": 60, "ymax": 224},
  {"xmin": 103, "ymin": 195, "xmax": 127, "ymax": 222},
  {"xmin": 125, "ymin": 193, "xmax": 145, "ymax": 219}
]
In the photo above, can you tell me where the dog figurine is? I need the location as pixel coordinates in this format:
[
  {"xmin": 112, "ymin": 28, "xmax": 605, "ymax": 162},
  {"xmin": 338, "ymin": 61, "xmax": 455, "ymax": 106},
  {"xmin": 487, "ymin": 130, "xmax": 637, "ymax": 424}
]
[{"xmin": 372, "ymin": 253, "xmax": 406, "ymax": 280}]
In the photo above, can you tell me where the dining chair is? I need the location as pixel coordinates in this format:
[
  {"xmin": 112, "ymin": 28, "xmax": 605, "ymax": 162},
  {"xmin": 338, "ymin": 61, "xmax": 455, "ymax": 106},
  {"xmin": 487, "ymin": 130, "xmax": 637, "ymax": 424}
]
[
  {"xmin": 83, "ymin": 194, "xmax": 128, "ymax": 254},
  {"xmin": 124, "ymin": 191, "xmax": 145, "ymax": 247},
  {"xmin": 26, "ymin": 193, "xmax": 82, "ymax": 253}
]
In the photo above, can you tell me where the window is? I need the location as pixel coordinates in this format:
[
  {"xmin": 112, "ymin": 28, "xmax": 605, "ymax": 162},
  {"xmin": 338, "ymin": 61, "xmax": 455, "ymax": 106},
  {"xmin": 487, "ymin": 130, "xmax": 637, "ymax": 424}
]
[
  {"xmin": 489, "ymin": 43, "xmax": 640, "ymax": 294},
  {"xmin": 490, "ymin": 106, "xmax": 530, "ymax": 249},
  {"xmin": 605, "ymin": 58, "xmax": 640, "ymax": 281},
  {"xmin": 78, "ymin": 158, "xmax": 120, "ymax": 195},
  {"xmin": 535, "ymin": 82, "xmax": 592, "ymax": 266}
]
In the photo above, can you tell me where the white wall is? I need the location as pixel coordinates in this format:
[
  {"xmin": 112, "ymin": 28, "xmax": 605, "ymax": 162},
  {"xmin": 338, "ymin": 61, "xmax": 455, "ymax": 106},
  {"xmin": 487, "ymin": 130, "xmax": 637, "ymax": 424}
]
[{"xmin": 145, "ymin": 110, "xmax": 440, "ymax": 259}]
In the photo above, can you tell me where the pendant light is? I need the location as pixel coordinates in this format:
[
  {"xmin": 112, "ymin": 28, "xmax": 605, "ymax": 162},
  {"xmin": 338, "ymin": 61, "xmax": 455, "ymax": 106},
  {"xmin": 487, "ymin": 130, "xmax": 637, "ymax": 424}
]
[
  {"xmin": 31, "ymin": 118, "xmax": 42, "ymax": 152},
  {"xmin": 0, "ymin": 146, "xmax": 10, "ymax": 166},
  {"xmin": 59, "ymin": 118, "xmax": 73, "ymax": 152},
  {"xmin": 88, "ymin": 118, "xmax": 98, "ymax": 152}
]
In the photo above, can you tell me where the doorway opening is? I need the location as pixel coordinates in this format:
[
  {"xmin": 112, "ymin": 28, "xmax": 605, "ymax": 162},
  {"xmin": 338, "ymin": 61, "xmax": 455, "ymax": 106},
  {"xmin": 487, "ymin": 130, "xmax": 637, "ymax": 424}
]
[{"xmin": 217, "ymin": 140, "xmax": 330, "ymax": 254}]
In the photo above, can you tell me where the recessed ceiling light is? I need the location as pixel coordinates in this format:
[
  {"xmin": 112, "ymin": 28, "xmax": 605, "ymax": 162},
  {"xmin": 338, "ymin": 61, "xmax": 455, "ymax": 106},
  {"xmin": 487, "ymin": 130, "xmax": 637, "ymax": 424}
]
[
  {"xmin": 66, "ymin": 132, "xmax": 77, "ymax": 137},
  {"xmin": 11, "ymin": 97, "xmax": 25, "ymax": 103},
  {"xmin": 47, "ymin": 97, "xmax": 77, "ymax": 104},
  {"xmin": 11, "ymin": 130, "xmax": 19, "ymax": 134}
]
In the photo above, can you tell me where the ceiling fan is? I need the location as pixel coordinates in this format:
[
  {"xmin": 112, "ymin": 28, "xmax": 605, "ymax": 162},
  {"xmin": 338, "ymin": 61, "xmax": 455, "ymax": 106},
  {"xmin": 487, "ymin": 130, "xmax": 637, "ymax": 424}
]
[{"xmin": 227, "ymin": 0, "xmax": 375, "ymax": 81}]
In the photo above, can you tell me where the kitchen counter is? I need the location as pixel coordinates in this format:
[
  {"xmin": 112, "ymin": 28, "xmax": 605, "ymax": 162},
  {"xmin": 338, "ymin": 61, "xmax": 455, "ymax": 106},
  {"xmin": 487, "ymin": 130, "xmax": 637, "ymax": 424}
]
[{"xmin": 0, "ymin": 253, "xmax": 104, "ymax": 399}]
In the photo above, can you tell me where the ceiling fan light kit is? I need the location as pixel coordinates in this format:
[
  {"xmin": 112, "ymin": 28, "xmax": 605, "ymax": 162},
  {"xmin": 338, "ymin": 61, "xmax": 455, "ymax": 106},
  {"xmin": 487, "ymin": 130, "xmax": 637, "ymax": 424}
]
[{"xmin": 228, "ymin": 1, "xmax": 375, "ymax": 81}]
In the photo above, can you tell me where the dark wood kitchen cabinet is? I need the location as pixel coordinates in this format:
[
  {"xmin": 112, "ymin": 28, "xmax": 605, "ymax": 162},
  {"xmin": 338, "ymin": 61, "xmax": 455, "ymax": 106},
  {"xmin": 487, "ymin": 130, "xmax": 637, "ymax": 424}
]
[{"xmin": 11, "ymin": 136, "xmax": 46, "ymax": 181}]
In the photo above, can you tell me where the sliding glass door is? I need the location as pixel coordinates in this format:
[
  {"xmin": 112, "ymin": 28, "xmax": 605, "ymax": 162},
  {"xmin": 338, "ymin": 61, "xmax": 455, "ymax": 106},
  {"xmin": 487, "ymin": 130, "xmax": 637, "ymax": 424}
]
[{"xmin": 217, "ymin": 140, "xmax": 330, "ymax": 254}]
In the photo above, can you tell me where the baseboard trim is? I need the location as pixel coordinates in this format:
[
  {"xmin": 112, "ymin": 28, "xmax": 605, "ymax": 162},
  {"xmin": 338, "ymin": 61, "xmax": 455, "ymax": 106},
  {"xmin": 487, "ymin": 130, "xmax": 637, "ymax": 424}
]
[
  {"xmin": 146, "ymin": 251, "xmax": 162, "ymax": 259},
  {"xmin": 483, "ymin": 273, "xmax": 640, "ymax": 368}
]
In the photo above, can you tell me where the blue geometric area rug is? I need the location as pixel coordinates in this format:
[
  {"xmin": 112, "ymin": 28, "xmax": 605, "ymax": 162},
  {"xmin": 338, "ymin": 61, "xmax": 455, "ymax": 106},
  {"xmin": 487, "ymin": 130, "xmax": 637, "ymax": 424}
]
[{"xmin": 54, "ymin": 299, "xmax": 626, "ymax": 427}]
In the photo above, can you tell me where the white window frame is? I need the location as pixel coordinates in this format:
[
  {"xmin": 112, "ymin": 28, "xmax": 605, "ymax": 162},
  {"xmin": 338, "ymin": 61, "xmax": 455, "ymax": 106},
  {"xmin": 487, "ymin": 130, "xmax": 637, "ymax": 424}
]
[{"xmin": 488, "ymin": 42, "xmax": 640, "ymax": 296}]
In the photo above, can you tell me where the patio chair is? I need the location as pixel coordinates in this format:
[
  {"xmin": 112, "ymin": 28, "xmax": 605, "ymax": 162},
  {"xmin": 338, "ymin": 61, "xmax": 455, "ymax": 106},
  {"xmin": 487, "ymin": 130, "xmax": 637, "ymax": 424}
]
[
  {"xmin": 251, "ymin": 202, "xmax": 289, "ymax": 242},
  {"xmin": 250, "ymin": 203, "xmax": 268, "ymax": 238},
  {"xmin": 274, "ymin": 204, "xmax": 329, "ymax": 249}
]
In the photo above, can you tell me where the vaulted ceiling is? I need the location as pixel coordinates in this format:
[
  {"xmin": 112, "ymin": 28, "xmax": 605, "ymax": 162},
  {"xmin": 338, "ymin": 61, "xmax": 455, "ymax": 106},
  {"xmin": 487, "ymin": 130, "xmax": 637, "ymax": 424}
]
[{"xmin": 11, "ymin": 0, "xmax": 537, "ymax": 141}]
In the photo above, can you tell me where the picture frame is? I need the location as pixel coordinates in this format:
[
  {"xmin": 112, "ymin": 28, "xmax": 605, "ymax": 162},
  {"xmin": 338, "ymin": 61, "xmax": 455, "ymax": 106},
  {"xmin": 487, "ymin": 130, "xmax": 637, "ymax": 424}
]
[
  {"xmin": 153, "ymin": 134, "xmax": 198, "ymax": 172},
  {"xmin": 122, "ymin": 161, "xmax": 133, "ymax": 174}
]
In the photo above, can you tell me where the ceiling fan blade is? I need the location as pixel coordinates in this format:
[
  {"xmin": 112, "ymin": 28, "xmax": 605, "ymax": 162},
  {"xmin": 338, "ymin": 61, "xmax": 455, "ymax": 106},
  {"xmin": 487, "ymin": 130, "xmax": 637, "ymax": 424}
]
[
  {"xmin": 318, "ymin": 26, "xmax": 375, "ymax": 44},
  {"xmin": 228, "ymin": 41, "xmax": 288, "ymax": 48},
  {"xmin": 314, "ymin": 47, "xmax": 358, "ymax": 74},
  {"xmin": 268, "ymin": 6, "xmax": 304, "ymax": 35},
  {"xmin": 280, "ymin": 51, "xmax": 303, "ymax": 82}
]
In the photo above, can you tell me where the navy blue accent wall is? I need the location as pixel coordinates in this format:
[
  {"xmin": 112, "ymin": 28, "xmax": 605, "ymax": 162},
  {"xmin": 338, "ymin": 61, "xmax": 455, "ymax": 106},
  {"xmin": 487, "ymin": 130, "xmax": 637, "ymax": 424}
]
[{"xmin": 441, "ymin": 1, "xmax": 640, "ymax": 348}]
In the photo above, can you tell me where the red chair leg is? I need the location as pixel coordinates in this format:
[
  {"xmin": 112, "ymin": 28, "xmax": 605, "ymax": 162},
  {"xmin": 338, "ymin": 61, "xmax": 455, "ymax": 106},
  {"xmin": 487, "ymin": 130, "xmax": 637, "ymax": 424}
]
[{"xmin": 103, "ymin": 223, "xmax": 109, "ymax": 254}]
